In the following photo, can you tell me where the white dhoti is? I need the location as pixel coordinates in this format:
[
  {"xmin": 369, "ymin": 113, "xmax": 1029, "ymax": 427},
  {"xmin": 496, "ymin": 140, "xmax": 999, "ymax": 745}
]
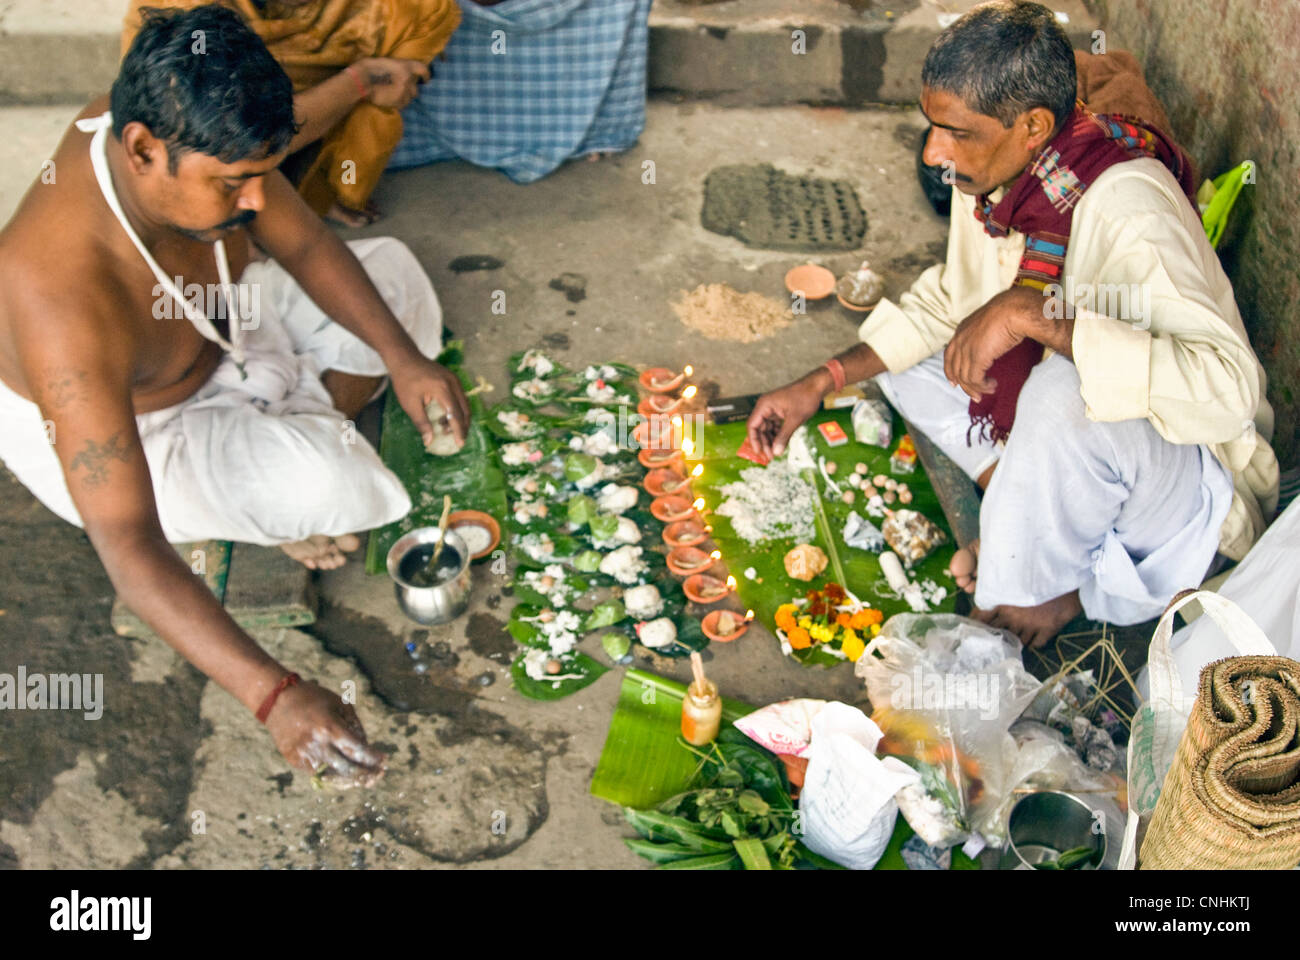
[
  {"xmin": 0, "ymin": 236, "xmax": 441, "ymax": 546},
  {"xmin": 877, "ymin": 351, "xmax": 1234, "ymax": 624}
]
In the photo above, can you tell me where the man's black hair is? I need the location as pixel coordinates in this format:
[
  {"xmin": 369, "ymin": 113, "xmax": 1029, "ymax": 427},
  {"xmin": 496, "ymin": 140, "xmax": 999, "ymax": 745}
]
[
  {"xmin": 921, "ymin": 0, "xmax": 1077, "ymax": 135},
  {"xmin": 110, "ymin": 4, "xmax": 296, "ymax": 174}
]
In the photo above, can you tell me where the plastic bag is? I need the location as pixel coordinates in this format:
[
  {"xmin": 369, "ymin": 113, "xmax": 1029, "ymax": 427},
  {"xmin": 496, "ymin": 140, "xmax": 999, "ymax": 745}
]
[
  {"xmin": 855, "ymin": 614, "xmax": 1043, "ymax": 847},
  {"xmin": 799, "ymin": 702, "xmax": 919, "ymax": 870}
]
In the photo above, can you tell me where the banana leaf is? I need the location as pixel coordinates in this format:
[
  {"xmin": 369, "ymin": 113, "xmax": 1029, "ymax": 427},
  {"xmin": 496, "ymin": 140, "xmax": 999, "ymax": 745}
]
[
  {"xmin": 365, "ymin": 345, "xmax": 509, "ymax": 574},
  {"xmin": 693, "ymin": 408, "xmax": 958, "ymax": 664},
  {"xmin": 509, "ymin": 650, "xmax": 607, "ymax": 700}
]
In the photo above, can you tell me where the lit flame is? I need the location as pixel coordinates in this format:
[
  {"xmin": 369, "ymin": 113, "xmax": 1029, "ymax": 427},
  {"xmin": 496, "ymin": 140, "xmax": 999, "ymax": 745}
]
[
  {"xmin": 710, "ymin": 550, "xmax": 721, "ymax": 560},
  {"xmin": 684, "ymin": 364, "xmax": 694, "ymax": 377},
  {"xmin": 690, "ymin": 463, "xmax": 704, "ymax": 478},
  {"xmin": 681, "ymin": 437, "xmax": 695, "ymax": 456},
  {"xmin": 681, "ymin": 385, "xmax": 698, "ymax": 401},
  {"xmin": 745, "ymin": 609, "xmax": 755, "ymax": 621},
  {"xmin": 671, "ymin": 415, "xmax": 682, "ymax": 426},
  {"xmin": 726, "ymin": 576, "xmax": 737, "ymax": 590},
  {"xmin": 693, "ymin": 497, "xmax": 705, "ymax": 511}
]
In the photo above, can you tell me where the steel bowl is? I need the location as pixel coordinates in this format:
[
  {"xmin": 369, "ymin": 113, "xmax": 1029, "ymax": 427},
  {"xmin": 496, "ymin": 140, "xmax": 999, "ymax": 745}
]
[
  {"xmin": 1000, "ymin": 790, "xmax": 1107, "ymax": 870},
  {"xmin": 387, "ymin": 526, "xmax": 473, "ymax": 625}
]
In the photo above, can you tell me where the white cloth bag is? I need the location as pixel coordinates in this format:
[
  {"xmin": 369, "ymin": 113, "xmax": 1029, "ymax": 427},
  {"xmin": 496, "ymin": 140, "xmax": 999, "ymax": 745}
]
[
  {"xmin": 800, "ymin": 702, "xmax": 920, "ymax": 870},
  {"xmin": 1119, "ymin": 589, "xmax": 1276, "ymax": 869}
]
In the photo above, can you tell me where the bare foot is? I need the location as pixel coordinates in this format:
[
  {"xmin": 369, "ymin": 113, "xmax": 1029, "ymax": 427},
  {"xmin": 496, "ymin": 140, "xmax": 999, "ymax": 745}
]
[
  {"xmin": 971, "ymin": 591, "xmax": 1083, "ymax": 649},
  {"xmin": 324, "ymin": 201, "xmax": 381, "ymax": 228},
  {"xmin": 948, "ymin": 539, "xmax": 979, "ymax": 594},
  {"xmin": 279, "ymin": 533, "xmax": 362, "ymax": 570},
  {"xmin": 584, "ymin": 151, "xmax": 611, "ymax": 162}
]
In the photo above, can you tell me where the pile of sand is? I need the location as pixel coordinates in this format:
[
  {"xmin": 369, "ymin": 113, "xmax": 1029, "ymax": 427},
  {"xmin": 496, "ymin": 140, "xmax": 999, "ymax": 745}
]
[{"xmin": 671, "ymin": 283, "xmax": 793, "ymax": 343}]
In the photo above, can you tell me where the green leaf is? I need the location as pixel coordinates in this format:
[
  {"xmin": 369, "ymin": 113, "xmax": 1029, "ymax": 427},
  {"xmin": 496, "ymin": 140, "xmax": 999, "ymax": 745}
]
[
  {"xmin": 588, "ymin": 512, "xmax": 620, "ymax": 542},
  {"xmin": 623, "ymin": 809, "xmax": 731, "ymax": 851},
  {"xmin": 583, "ymin": 599, "xmax": 626, "ymax": 632},
  {"xmin": 509, "ymin": 652, "xmax": 607, "ymax": 701},
  {"xmin": 566, "ymin": 494, "xmax": 596, "ymax": 528},
  {"xmin": 733, "ymin": 837, "xmax": 772, "ymax": 870},
  {"xmin": 572, "ymin": 550, "xmax": 603, "ymax": 572},
  {"xmin": 622, "ymin": 838, "xmax": 700, "ymax": 865},
  {"xmin": 658, "ymin": 853, "xmax": 739, "ymax": 870},
  {"xmin": 737, "ymin": 790, "xmax": 770, "ymax": 817},
  {"xmin": 601, "ymin": 632, "xmax": 631, "ymax": 662},
  {"xmin": 563, "ymin": 453, "xmax": 598, "ymax": 482}
]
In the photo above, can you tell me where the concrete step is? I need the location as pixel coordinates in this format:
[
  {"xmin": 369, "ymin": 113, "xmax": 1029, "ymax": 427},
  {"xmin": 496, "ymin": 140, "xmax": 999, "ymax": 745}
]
[{"xmin": 0, "ymin": 0, "xmax": 1100, "ymax": 107}]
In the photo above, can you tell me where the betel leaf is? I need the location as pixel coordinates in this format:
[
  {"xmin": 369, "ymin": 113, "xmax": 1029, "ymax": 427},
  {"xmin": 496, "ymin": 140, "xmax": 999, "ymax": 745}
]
[
  {"xmin": 573, "ymin": 550, "xmax": 603, "ymax": 572},
  {"xmin": 601, "ymin": 632, "xmax": 632, "ymax": 662},
  {"xmin": 564, "ymin": 453, "xmax": 598, "ymax": 482},
  {"xmin": 588, "ymin": 513, "xmax": 620, "ymax": 542},
  {"xmin": 567, "ymin": 494, "xmax": 597, "ymax": 528},
  {"xmin": 583, "ymin": 599, "xmax": 626, "ymax": 632},
  {"xmin": 509, "ymin": 651, "xmax": 607, "ymax": 701}
]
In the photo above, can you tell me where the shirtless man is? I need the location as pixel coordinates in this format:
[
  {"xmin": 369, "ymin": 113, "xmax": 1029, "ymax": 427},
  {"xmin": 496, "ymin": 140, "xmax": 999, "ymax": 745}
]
[
  {"xmin": 746, "ymin": 1, "xmax": 1277, "ymax": 648},
  {"xmin": 0, "ymin": 6, "xmax": 468, "ymax": 784}
]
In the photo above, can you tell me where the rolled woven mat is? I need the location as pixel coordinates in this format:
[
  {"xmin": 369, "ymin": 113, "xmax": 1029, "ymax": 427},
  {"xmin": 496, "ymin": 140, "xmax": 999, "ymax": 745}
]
[{"xmin": 1140, "ymin": 656, "xmax": 1300, "ymax": 869}]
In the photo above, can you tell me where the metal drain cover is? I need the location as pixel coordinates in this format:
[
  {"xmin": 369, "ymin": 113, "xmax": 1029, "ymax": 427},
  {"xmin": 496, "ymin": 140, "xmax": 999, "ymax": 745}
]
[{"xmin": 701, "ymin": 163, "xmax": 867, "ymax": 252}]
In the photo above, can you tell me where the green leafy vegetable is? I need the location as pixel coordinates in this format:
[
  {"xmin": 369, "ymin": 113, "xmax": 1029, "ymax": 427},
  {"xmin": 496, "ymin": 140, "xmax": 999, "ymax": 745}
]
[
  {"xmin": 566, "ymin": 494, "xmax": 597, "ymax": 528},
  {"xmin": 588, "ymin": 512, "xmax": 620, "ymax": 542},
  {"xmin": 583, "ymin": 599, "xmax": 626, "ymax": 632},
  {"xmin": 563, "ymin": 453, "xmax": 598, "ymax": 482}
]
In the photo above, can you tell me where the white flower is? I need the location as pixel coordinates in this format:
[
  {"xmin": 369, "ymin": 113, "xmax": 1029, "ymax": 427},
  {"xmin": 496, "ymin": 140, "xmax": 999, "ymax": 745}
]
[
  {"xmin": 599, "ymin": 545, "xmax": 647, "ymax": 584},
  {"xmin": 584, "ymin": 364, "xmax": 617, "ymax": 381},
  {"xmin": 638, "ymin": 618, "xmax": 677, "ymax": 649},
  {"xmin": 522, "ymin": 648, "xmax": 551, "ymax": 680},
  {"xmin": 512, "ymin": 378, "xmax": 554, "ymax": 401},
  {"xmin": 586, "ymin": 381, "xmax": 617, "ymax": 403},
  {"xmin": 597, "ymin": 484, "xmax": 639, "ymax": 515},
  {"xmin": 574, "ymin": 459, "xmax": 618, "ymax": 490},
  {"xmin": 518, "ymin": 350, "xmax": 555, "ymax": 377},
  {"xmin": 584, "ymin": 408, "xmax": 616, "ymax": 427},
  {"xmin": 624, "ymin": 584, "xmax": 664, "ymax": 620},
  {"xmin": 501, "ymin": 442, "xmax": 537, "ymax": 466}
]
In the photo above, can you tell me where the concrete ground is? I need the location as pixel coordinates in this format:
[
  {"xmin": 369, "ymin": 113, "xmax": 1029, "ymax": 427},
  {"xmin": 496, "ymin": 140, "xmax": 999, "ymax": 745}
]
[{"xmin": 0, "ymin": 98, "xmax": 949, "ymax": 869}]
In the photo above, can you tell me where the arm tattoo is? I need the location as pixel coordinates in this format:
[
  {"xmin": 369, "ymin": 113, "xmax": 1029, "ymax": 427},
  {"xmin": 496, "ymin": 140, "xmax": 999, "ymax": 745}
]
[
  {"xmin": 68, "ymin": 432, "xmax": 132, "ymax": 489},
  {"xmin": 42, "ymin": 370, "xmax": 89, "ymax": 412}
]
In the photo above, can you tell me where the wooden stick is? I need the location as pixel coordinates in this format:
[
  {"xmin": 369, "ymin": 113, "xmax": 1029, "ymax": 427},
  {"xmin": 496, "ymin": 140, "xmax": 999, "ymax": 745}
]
[
  {"xmin": 429, "ymin": 495, "xmax": 453, "ymax": 568},
  {"xmin": 689, "ymin": 651, "xmax": 706, "ymax": 696}
]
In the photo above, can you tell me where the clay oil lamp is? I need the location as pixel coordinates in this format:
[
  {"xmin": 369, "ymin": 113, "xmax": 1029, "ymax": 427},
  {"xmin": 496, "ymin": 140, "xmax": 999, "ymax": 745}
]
[
  {"xmin": 639, "ymin": 445, "xmax": 684, "ymax": 470},
  {"xmin": 684, "ymin": 573, "xmax": 734, "ymax": 605},
  {"xmin": 639, "ymin": 364, "xmax": 693, "ymax": 394},
  {"xmin": 663, "ymin": 519, "xmax": 708, "ymax": 549},
  {"xmin": 702, "ymin": 608, "xmax": 753, "ymax": 642},
  {"xmin": 645, "ymin": 465, "xmax": 691, "ymax": 499},
  {"xmin": 638, "ymin": 385, "xmax": 697, "ymax": 419},
  {"xmin": 652, "ymin": 495, "xmax": 697, "ymax": 524},
  {"xmin": 668, "ymin": 546, "xmax": 721, "ymax": 577}
]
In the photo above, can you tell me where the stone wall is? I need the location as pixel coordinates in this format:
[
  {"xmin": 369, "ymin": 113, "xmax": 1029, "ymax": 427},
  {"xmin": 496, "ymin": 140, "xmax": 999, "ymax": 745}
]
[{"xmin": 1088, "ymin": 0, "xmax": 1300, "ymax": 467}]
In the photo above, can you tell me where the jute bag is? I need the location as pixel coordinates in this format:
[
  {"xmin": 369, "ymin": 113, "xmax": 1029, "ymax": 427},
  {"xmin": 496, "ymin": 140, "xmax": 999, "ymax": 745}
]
[{"xmin": 1119, "ymin": 589, "xmax": 1300, "ymax": 869}]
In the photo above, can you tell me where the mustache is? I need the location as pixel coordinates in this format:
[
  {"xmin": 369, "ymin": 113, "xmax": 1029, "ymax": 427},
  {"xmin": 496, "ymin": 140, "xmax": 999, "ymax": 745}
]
[{"xmin": 213, "ymin": 209, "xmax": 257, "ymax": 231}]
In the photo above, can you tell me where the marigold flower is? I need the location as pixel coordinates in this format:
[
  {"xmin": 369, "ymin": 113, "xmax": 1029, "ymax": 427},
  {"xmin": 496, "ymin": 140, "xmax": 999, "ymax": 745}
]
[
  {"xmin": 840, "ymin": 629, "xmax": 866, "ymax": 662},
  {"xmin": 836, "ymin": 613, "xmax": 853, "ymax": 628},
  {"xmin": 810, "ymin": 623, "xmax": 835, "ymax": 644},
  {"xmin": 798, "ymin": 617, "xmax": 813, "ymax": 630},
  {"xmin": 788, "ymin": 627, "xmax": 812, "ymax": 649},
  {"xmin": 870, "ymin": 622, "xmax": 882, "ymax": 636}
]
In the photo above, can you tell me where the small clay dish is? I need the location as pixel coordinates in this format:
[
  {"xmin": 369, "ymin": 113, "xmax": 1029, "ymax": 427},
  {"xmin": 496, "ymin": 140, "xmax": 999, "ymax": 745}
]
[
  {"xmin": 446, "ymin": 510, "xmax": 501, "ymax": 562},
  {"xmin": 652, "ymin": 496, "xmax": 697, "ymax": 524},
  {"xmin": 667, "ymin": 545, "xmax": 716, "ymax": 576},
  {"xmin": 784, "ymin": 264, "xmax": 836, "ymax": 300},
  {"xmin": 639, "ymin": 446, "xmax": 684, "ymax": 470},
  {"xmin": 836, "ymin": 292, "xmax": 878, "ymax": 313},
  {"xmin": 644, "ymin": 466, "xmax": 690, "ymax": 499},
  {"xmin": 639, "ymin": 367, "xmax": 688, "ymax": 394},
  {"xmin": 684, "ymin": 574, "xmax": 730, "ymax": 605},
  {"xmin": 664, "ymin": 520, "xmax": 708, "ymax": 549},
  {"xmin": 702, "ymin": 609, "xmax": 750, "ymax": 642},
  {"xmin": 638, "ymin": 394, "xmax": 681, "ymax": 418},
  {"xmin": 633, "ymin": 418, "xmax": 678, "ymax": 449}
]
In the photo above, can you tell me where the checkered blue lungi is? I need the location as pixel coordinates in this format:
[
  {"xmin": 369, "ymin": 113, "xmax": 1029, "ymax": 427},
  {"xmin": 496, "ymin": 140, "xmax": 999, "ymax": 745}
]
[{"xmin": 389, "ymin": 0, "xmax": 651, "ymax": 183}]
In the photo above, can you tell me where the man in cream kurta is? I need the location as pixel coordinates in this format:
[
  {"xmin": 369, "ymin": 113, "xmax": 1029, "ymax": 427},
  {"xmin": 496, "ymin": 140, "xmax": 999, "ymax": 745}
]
[{"xmin": 746, "ymin": 1, "xmax": 1279, "ymax": 647}]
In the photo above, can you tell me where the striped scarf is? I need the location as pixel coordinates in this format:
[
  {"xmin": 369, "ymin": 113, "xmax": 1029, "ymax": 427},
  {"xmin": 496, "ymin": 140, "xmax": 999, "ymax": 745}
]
[{"xmin": 969, "ymin": 105, "xmax": 1197, "ymax": 443}]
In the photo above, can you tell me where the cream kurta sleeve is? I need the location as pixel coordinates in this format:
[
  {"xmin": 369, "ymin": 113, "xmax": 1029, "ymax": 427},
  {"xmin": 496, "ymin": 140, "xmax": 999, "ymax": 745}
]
[
  {"xmin": 857, "ymin": 185, "xmax": 1024, "ymax": 372},
  {"xmin": 1066, "ymin": 159, "xmax": 1264, "ymax": 448}
]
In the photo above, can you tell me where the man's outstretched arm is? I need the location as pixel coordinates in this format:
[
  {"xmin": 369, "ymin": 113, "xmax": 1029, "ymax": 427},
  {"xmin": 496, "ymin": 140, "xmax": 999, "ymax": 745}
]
[
  {"xmin": 15, "ymin": 300, "xmax": 384, "ymax": 785},
  {"xmin": 249, "ymin": 171, "xmax": 469, "ymax": 446}
]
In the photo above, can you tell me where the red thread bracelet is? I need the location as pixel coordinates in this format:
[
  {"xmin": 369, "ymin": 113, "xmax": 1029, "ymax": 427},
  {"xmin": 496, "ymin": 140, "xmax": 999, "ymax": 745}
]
[
  {"xmin": 345, "ymin": 65, "xmax": 368, "ymax": 100},
  {"xmin": 822, "ymin": 358, "xmax": 847, "ymax": 392},
  {"xmin": 256, "ymin": 672, "xmax": 300, "ymax": 724}
]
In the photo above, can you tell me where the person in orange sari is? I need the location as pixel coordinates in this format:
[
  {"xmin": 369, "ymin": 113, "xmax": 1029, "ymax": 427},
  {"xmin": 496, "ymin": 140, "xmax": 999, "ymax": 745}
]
[{"xmin": 122, "ymin": 0, "xmax": 460, "ymax": 227}]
